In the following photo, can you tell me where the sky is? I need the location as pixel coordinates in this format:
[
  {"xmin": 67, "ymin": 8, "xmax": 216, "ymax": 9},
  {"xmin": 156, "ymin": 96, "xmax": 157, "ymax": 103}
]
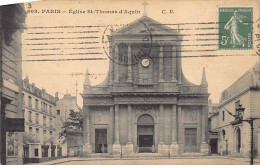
[{"xmin": 21, "ymin": 0, "xmax": 260, "ymax": 107}]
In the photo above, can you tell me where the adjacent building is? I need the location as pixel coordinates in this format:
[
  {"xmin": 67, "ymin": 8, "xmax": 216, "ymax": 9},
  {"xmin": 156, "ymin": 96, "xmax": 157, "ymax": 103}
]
[
  {"xmin": 22, "ymin": 77, "xmax": 59, "ymax": 163},
  {"xmin": 82, "ymin": 16, "xmax": 209, "ymax": 157},
  {"xmin": 210, "ymin": 62, "xmax": 260, "ymax": 157},
  {"xmin": 208, "ymin": 100, "xmax": 219, "ymax": 155},
  {"xmin": 56, "ymin": 93, "xmax": 81, "ymax": 123},
  {"xmin": 55, "ymin": 93, "xmax": 82, "ymax": 157},
  {"xmin": 0, "ymin": 4, "xmax": 26, "ymax": 165}
]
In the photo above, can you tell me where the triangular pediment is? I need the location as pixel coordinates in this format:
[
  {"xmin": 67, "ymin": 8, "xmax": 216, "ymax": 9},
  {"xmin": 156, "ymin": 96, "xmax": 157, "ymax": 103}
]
[{"xmin": 114, "ymin": 16, "xmax": 178, "ymax": 35}]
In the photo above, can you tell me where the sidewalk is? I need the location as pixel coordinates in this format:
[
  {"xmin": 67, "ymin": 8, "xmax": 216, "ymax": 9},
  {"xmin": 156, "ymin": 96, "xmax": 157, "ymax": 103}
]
[{"xmin": 26, "ymin": 155, "xmax": 260, "ymax": 165}]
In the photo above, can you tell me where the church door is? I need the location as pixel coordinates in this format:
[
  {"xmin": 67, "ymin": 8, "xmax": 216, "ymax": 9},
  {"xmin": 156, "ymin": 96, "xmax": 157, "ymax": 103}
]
[
  {"xmin": 137, "ymin": 114, "xmax": 154, "ymax": 153},
  {"xmin": 95, "ymin": 129, "xmax": 107, "ymax": 153},
  {"xmin": 184, "ymin": 128, "xmax": 198, "ymax": 153}
]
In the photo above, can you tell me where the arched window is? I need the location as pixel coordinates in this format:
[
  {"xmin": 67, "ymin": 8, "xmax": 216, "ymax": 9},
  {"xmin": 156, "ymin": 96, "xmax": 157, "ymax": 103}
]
[
  {"xmin": 236, "ymin": 127, "xmax": 241, "ymax": 153},
  {"xmin": 222, "ymin": 129, "xmax": 226, "ymax": 140},
  {"xmin": 222, "ymin": 111, "xmax": 225, "ymax": 121},
  {"xmin": 137, "ymin": 114, "xmax": 154, "ymax": 125}
]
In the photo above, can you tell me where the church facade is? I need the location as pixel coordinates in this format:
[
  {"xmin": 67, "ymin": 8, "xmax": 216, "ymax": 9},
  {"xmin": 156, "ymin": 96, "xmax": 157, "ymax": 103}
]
[{"xmin": 82, "ymin": 16, "xmax": 209, "ymax": 156}]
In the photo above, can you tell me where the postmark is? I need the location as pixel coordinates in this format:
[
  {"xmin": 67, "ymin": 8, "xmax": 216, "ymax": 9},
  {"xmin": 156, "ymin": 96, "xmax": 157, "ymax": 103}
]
[
  {"xmin": 219, "ymin": 7, "xmax": 253, "ymax": 49},
  {"xmin": 102, "ymin": 20, "xmax": 153, "ymax": 66}
]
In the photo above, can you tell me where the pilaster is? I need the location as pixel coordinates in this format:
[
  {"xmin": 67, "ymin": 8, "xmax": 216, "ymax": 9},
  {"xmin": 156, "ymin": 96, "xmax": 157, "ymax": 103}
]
[
  {"xmin": 113, "ymin": 104, "xmax": 121, "ymax": 155},
  {"xmin": 158, "ymin": 44, "xmax": 164, "ymax": 82},
  {"xmin": 127, "ymin": 44, "xmax": 133, "ymax": 83},
  {"xmin": 114, "ymin": 44, "xmax": 119, "ymax": 83},
  {"xmin": 177, "ymin": 105, "xmax": 183, "ymax": 154},
  {"xmin": 83, "ymin": 106, "xmax": 92, "ymax": 156},
  {"xmin": 172, "ymin": 46, "xmax": 177, "ymax": 82},
  {"xmin": 171, "ymin": 104, "xmax": 179, "ymax": 156},
  {"xmin": 177, "ymin": 46, "xmax": 182, "ymax": 84},
  {"xmin": 158, "ymin": 105, "xmax": 168, "ymax": 155},
  {"xmin": 109, "ymin": 106, "xmax": 114, "ymax": 154},
  {"xmin": 200, "ymin": 105, "xmax": 209, "ymax": 154}
]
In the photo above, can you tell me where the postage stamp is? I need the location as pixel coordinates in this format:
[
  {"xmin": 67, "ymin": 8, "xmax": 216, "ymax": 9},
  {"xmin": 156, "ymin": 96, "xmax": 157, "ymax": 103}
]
[{"xmin": 219, "ymin": 7, "xmax": 253, "ymax": 49}]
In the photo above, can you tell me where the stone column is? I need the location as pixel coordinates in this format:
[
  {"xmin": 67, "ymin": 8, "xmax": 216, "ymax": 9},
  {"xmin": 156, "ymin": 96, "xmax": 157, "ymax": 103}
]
[
  {"xmin": 159, "ymin": 44, "xmax": 164, "ymax": 82},
  {"xmin": 127, "ymin": 44, "xmax": 132, "ymax": 82},
  {"xmin": 177, "ymin": 46, "xmax": 182, "ymax": 84},
  {"xmin": 126, "ymin": 104, "xmax": 133, "ymax": 154},
  {"xmin": 154, "ymin": 124, "xmax": 158, "ymax": 152},
  {"xmin": 109, "ymin": 43, "xmax": 114, "ymax": 84},
  {"xmin": 55, "ymin": 144, "xmax": 58, "ymax": 157},
  {"xmin": 172, "ymin": 46, "xmax": 177, "ymax": 82},
  {"xmin": 114, "ymin": 44, "xmax": 119, "ymax": 83},
  {"xmin": 170, "ymin": 104, "xmax": 179, "ymax": 156},
  {"xmin": 177, "ymin": 105, "xmax": 183, "ymax": 154},
  {"xmin": 83, "ymin": 106, "xmax": 92, "ymax": 156},
  {"xmin": 158, "ymin": 105, "xmax": 167, "ymax": 155},
  {"xmin": 200, "ymin": 105, "xmax": 209, "ymax": 154},
  {"xmin": 159, "ymin": 105, "xmax": 164, "ymax": 143},
  {"xmin": 48, "ymin": 145, "xmax": 51, "ymax": 158},
  {"xmin": 114, "ymin": 105, "xmax": 119, "ymax": 143},
  {"xmin": 171, "ymin": 104, "xmax": 177, "ymax": 143},
  {"xmin": 109, "ymin": 106, "xmax": 114, "ymax": 154},
  {"xmin": 127, "ymin": 105, "xmax": 132, "ymax": 143},
  {"xmin": 113, "ymin": 104, "xmax": 121, "ymax": 155}
]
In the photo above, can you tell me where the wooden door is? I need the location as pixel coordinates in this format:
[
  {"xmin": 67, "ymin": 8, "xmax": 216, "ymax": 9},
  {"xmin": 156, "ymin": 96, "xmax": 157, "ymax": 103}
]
[{"xmin": 184, "ymin": 128, "xmax": 197, "ymax": 153}]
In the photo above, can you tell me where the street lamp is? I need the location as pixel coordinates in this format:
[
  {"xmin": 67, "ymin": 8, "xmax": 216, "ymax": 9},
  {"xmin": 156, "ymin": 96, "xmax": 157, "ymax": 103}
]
[
  {"xmin": 230, "ymin": 104, "xmax": 244, "ymax": 126},
  {"xmin": 230, "ymin": 104, "xmax": 255, "ymax": 165}
]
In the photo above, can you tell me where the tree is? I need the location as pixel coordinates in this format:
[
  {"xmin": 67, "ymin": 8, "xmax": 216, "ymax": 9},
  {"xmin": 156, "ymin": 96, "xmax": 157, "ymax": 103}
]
[
  {"xmin": 59, "ymin": 111, "xmax": 83, "ymax": 143},
  {"xmin": 23, "ymin": 132, "xmax": 39, "ymax": 145}
]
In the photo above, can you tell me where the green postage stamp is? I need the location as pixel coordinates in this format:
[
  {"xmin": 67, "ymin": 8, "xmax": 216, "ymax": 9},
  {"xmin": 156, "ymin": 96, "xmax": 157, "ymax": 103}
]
[{"xmin": 219, "ymin": 7, "xmax": 253, "ymax": 49}]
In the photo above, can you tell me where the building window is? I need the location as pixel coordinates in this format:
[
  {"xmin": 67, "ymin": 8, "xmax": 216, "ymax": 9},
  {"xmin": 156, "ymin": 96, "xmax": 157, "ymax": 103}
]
[
  {"xmin": 222, "ymin": 129, "xmax": 226, "ymax": 140},
  {"xmin": 36, "ymin": 113, "xmax": 39, "ymax": 124},
  {"xmin": 43, "ymin": 130, "xmax": 46, "ymax": 134},
  {"xmin": 50, "ymin": 131, "xmax": 52, "ymax": 135},
  {"xmin": 36, "ymin": 128, "xmax": 39, "ymax": 134},
  {"xmin": 35, "ymin": 99, "xmax": 39, "ymax": 110},
  {"xmin": 41, "ymin": 102, "xmax": 43, "ymax": 111},
  {"xmin": 236, "ymin": 127, "xmax": 241, "ymax": 153},
  {"xmin": 29, "ymin": 127, "xmax": 32, "ymax": 133},
  {"xmin": 50, "ymin": 118, "xmax": 52, "ymax": 129},
  {"xmin": 29, "ymin": 111, "xmax": 32, "ymax": 123},
  {"xmin": 222, "ymin": 111, "xmax": 225, "ymax": 121},
  {"xmin": 57, "ymin": 110, "xmax": 60, "ymax": 116},
  {"xmin": 50, "ymin": 105, "xmax": 52, "ymax": 114},
  {"xmin": 22, "ymin": 93, "xmax": 25, "ymax": 104},
  {"xmin": 42, "ymin": 102, "xmax": 47, "ymax": 112},
  {"xmin": 35, "ymin": 148, "xmax": 39, "ymax": 157},
  {"xmin": 43, "ymin": 103, "xmax": 45, "ymax": 111},
  {"xmin": 43, "ymin": 116, "xmax": 46, "ymax": 126},
  {"xmin": 28, "ymin": 96, "xmax": 32, "ymax": 107}
]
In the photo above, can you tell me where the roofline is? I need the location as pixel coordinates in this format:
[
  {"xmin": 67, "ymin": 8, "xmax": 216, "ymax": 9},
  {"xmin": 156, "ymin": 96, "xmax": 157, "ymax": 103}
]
[{"xmin": 112, "ymin": 15, "xmax": 178, "ymax": 35}]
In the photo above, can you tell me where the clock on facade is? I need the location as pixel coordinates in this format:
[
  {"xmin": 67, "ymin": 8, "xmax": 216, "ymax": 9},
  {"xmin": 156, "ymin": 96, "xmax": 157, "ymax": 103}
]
[{"xmin": 141, "ymin": 58, "xmax": 150, "ymax": 68}]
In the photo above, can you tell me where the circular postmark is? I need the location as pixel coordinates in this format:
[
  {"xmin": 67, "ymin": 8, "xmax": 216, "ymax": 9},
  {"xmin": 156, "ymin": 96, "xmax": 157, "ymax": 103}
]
[{"xmin": 102, "ymin": 20, "xmax": 153, "ymax": 66}]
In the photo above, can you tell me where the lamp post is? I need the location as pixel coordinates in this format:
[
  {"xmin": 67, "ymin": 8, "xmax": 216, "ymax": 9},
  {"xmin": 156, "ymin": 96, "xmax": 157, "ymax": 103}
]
[{"xmin": 230, "ymin": 104, "xmax": 255, "ymax": 165}]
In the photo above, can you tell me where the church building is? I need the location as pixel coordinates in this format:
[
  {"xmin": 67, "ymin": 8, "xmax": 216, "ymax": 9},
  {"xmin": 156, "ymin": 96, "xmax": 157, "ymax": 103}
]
[{"xmin": 82, "ymin": 15, "xmax": 209, "ymax": 156}]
